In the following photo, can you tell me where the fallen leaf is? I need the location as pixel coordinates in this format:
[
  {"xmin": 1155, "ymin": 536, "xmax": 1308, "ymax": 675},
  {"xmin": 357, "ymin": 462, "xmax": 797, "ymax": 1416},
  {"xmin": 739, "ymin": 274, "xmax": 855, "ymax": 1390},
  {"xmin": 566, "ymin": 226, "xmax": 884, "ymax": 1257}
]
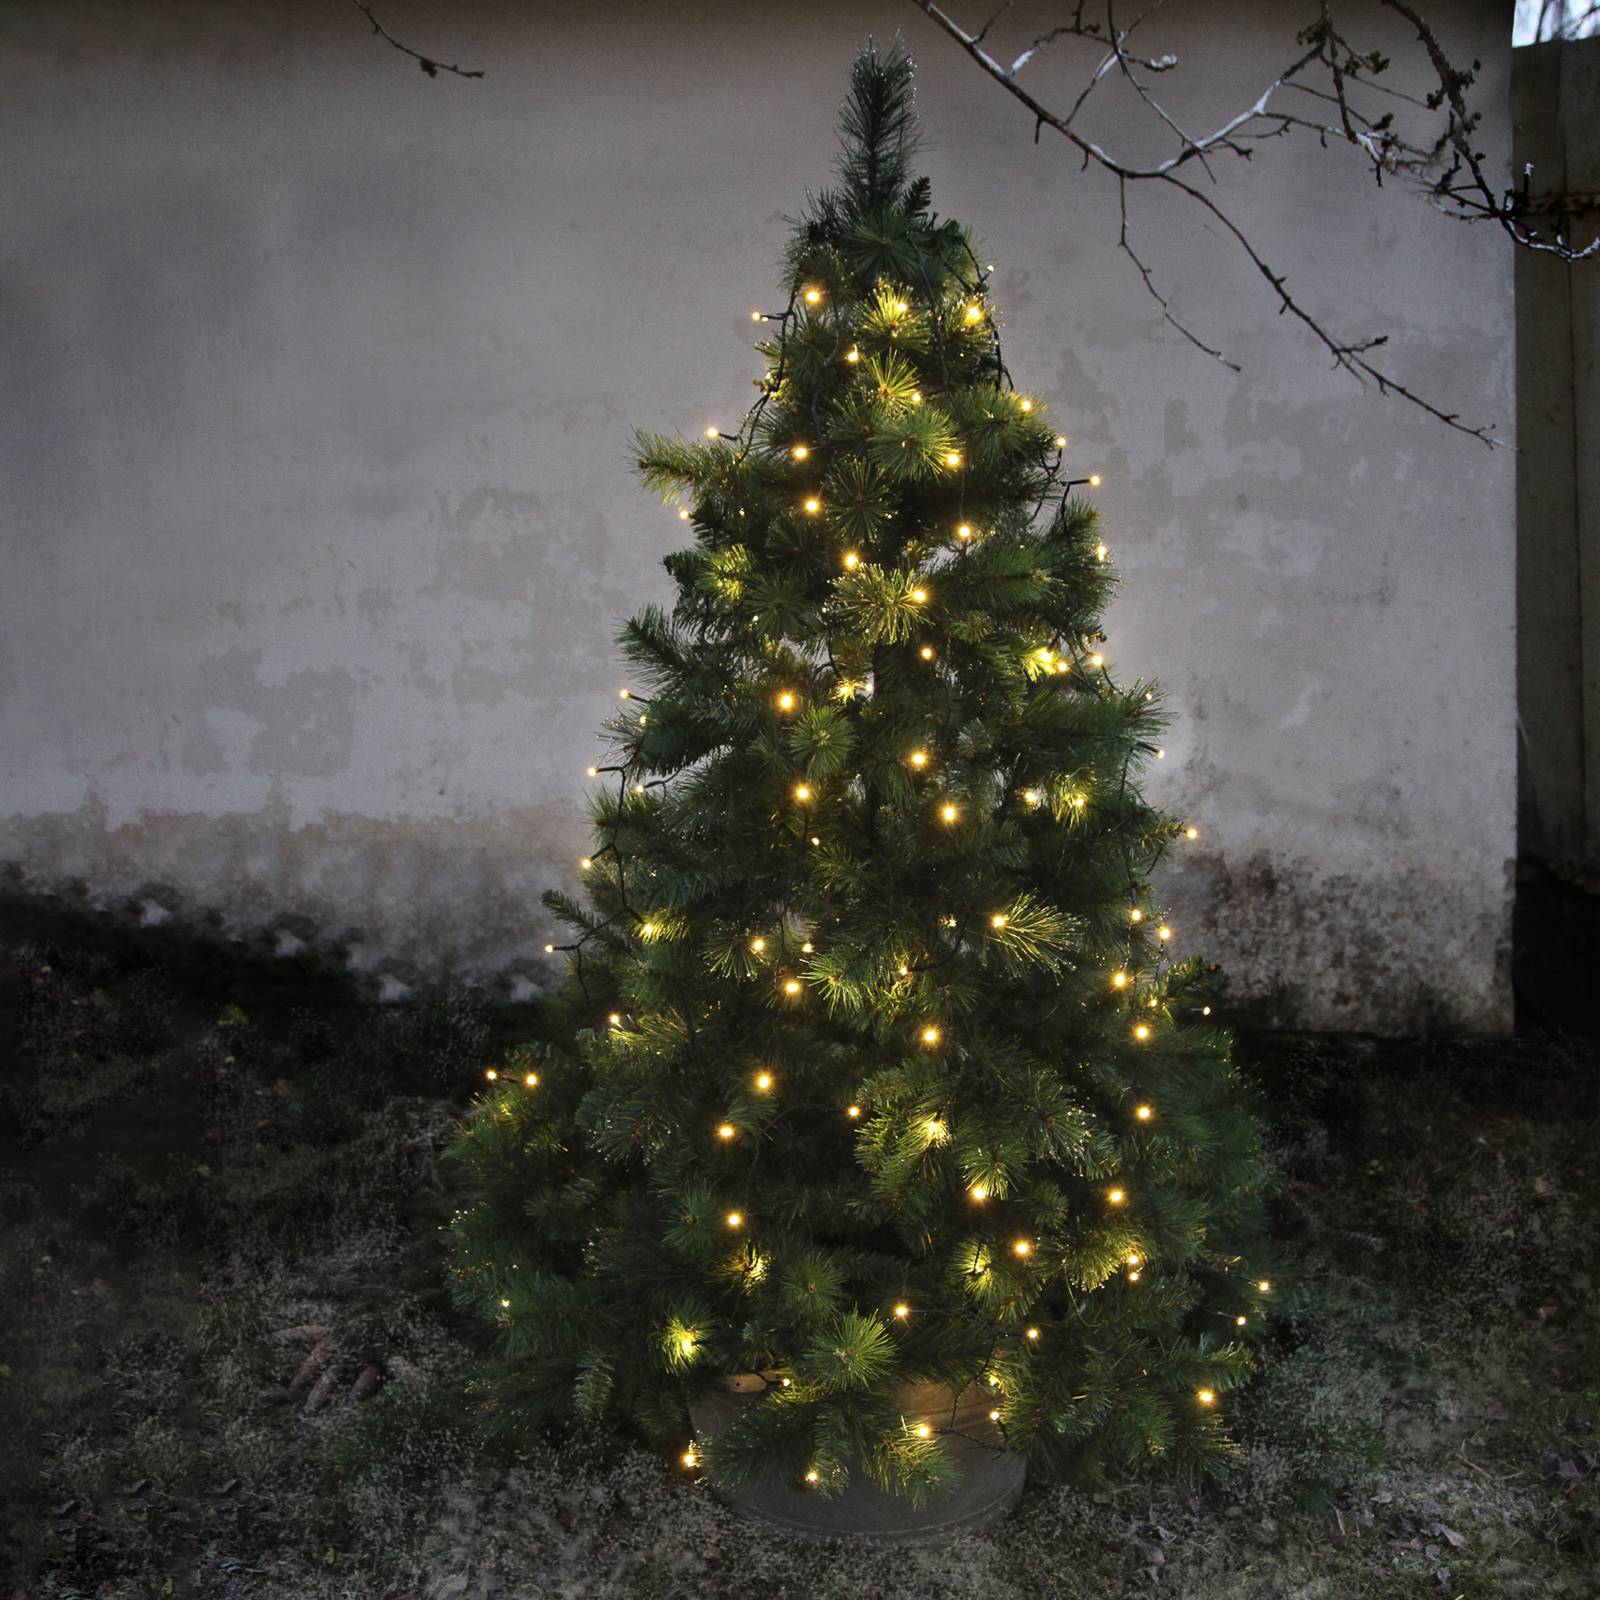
[
  {"xmin": 288, "ymin": 1340, "xmax": 331, "ymax": 1394},
  {"xmin": 303, "ymin": 1366, "xmax": 340, "ymax": 1415},
  {"xmin": 271, "ymin": 1323, "xmax": 327, "ymax": 1344}
]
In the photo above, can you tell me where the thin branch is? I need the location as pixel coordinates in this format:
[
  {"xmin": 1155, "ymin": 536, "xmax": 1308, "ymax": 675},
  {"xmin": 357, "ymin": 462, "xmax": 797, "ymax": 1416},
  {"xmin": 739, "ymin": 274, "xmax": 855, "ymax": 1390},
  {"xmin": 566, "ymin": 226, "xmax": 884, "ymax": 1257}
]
[
  {"xmin": 1166, "ymin": 168, "xmax": 1499, "ymax": 440},
  {"xmin": 1117, "ymin": 178, "xmax": 1241, "ymax": 371},
  {"xmin": 1062, "ymin": 43, "xmax": 1122, "ymax": 127},
  {"xmin": 975, "ymin": 0, "xmax": 1016, "ymax": 45},
  {"xmin": 350, "ymin": 0, "xmax": 485, "ymax": 80},
  {"xmin": 1104, "ymin": 1, "xmax": 1228, "ymax": 185},
  {"xmin": 1378, "ymin": 0, "xmax": 1598, "ymax": 258},
  {"xmin": 904, "ymin": 0, "xmax": 1515, "ymax": 443}
]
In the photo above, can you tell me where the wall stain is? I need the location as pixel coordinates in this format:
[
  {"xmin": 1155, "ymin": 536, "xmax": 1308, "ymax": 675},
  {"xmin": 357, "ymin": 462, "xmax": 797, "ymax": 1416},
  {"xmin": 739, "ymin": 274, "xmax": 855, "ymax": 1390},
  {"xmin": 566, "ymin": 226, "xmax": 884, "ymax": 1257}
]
[
  {"xmin": 173, "ymin": 648, "xmax": 363, "ymax": 779},
  {"xmin": 1160, "ymin": 847, "xmax": 1512, "ymax": 1035},
  {"xmin": 0, "ymin": 794, "xmax": 581, "ymax": 1000},
  {"xmin": 0, "ymin": 796, "xmax": 1514, "ymax": 1034}
]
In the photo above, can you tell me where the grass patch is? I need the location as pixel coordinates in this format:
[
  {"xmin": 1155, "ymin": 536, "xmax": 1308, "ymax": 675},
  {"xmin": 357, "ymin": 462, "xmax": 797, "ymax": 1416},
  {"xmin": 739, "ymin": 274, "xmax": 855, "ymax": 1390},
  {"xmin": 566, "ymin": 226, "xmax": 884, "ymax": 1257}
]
[{"xmin": 0, "ymin": 902, "xmax": 1595, "ymax": 1597}]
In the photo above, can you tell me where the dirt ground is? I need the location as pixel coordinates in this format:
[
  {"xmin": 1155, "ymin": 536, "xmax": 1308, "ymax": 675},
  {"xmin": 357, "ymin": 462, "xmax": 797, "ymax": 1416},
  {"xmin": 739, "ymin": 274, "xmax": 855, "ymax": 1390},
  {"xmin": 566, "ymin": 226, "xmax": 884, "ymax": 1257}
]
[{"xmin": 1, "ymin": 897, "xmax": 1595, "ymax": 1598}]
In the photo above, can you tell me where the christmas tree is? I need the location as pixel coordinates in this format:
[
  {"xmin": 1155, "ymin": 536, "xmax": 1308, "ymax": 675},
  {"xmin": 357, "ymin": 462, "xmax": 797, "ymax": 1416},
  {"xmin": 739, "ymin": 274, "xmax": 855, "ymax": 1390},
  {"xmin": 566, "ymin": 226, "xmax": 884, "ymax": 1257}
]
[{"xmin": 451, "ymin": 42, "xmax": 1273, "ymax": 1505}]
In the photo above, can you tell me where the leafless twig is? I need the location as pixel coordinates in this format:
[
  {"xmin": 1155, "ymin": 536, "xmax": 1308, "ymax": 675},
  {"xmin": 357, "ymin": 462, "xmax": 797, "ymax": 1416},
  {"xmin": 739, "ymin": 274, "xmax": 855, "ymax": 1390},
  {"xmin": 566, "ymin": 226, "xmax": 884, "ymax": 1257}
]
[
  {"xmin": 351, "ymin": 0, "xmax": 484, "ymax": 80},
  {"xmin": 1117, "ymin": 178, "xmax": 1240, "ymax": 371},
  {"xmin": 906, "ymin": 0, "xmax": 1600, "ymax": 444}
]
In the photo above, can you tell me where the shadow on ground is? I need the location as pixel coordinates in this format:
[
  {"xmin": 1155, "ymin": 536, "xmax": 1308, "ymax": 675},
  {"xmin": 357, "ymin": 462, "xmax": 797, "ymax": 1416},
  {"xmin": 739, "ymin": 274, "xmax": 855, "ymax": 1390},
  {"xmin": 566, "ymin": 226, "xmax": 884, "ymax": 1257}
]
[{"xmin": 0, "ymin": 896, "xmax": 1595, "ymax": 1598}]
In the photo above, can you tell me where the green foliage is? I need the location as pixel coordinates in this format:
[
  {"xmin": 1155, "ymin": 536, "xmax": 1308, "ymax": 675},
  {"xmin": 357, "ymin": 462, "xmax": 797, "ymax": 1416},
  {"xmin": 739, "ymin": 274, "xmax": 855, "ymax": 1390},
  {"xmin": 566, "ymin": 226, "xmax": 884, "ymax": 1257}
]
[
  {"xmin": 787, "ymin": 705, "xmax": 856, "ymax": 777},
  {"xmin": 797, "ymin": 1310, "xmax": 897, "ymax": 1394},
  {"xmin": 836, "ymin": 43, "xmax": 920, "ymax": 212},
  {"xmin": 982, "ymin": 892, "xmax": 1080, "ymax": 975},
  {"xmin": 449, "ymin": 41, "xmax": 1273, "ymax": 1509},
  {"xmin": 829, "ymin": 562, "xmax": 929, "ymax": 644},
  {"xmin": 778, "ymin": 1249, "xmax": 849, "ymax": 1325},
  {"xmin": 822, "ymin": 457, "xmax": 896, "ymax": 542},
  {"xmin": 869, "ymin": 1424, "xmax": 964, "ymax": 1506}
]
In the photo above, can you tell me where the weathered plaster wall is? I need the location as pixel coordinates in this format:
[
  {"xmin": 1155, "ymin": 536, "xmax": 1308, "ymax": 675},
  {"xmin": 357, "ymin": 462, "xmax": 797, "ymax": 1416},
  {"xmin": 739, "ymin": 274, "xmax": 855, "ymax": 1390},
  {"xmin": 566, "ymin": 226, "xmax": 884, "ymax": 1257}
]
[{"xmin": 0, "ymin": 0, "xmax": 1516, "ymax": 1030}]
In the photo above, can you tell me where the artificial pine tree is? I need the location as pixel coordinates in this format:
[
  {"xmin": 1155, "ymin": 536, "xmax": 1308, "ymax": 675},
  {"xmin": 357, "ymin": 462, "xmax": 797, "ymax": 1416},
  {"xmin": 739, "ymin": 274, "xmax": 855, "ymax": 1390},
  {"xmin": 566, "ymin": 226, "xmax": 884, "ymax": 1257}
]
[{"xmin": 451, "ymin": 42, "xmax": 1273, "ymax": 1506}]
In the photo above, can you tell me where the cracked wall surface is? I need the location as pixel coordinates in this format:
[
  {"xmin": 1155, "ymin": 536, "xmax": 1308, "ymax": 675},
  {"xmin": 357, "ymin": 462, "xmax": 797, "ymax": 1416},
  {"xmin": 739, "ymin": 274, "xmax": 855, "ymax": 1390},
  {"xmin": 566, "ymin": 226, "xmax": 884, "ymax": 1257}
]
[{"xmin": 0, "ymin": 0, "xmax": 1516, "ymax": 1031}]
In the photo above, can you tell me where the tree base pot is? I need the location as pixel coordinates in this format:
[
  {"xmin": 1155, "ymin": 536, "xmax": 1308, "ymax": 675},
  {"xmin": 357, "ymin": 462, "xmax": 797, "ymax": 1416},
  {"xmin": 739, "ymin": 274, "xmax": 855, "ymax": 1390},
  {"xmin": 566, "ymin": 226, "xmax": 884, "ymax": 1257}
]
[{"xmin": 687, "ymin": 1378, "xmax": 1027, "ymax": 1544}]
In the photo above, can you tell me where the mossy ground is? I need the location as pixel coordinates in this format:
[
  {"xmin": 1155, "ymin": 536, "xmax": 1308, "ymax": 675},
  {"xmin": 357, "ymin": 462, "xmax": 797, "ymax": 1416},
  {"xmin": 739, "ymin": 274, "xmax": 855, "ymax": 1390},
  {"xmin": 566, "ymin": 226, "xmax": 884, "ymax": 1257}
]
[{"xmin": 1, "ymin": 898, "xmax": 1595, "ymax": 1598}]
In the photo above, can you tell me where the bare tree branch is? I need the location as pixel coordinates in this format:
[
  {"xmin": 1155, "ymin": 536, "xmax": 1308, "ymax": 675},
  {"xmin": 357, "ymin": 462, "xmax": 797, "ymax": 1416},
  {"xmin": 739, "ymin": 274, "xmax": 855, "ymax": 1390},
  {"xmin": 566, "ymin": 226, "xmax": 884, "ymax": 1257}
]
[
  {"xmin": 1370, "ymin": 1, "xmax": 1598, "ymax": 257},
  {"xmin": 902, "ymin": 0, "xmax": 1589, "ymax": 444},
  {"xmin": 975, "ymin": 0, "xmax": 1017, "ymax": 44},
  {"xmin": 1117, "ymin": 178, "xmax": 1241, "ymax": 371},
  {"xmin": 351, "ymin": 0, "xmax": 484, "ymax": 80}
]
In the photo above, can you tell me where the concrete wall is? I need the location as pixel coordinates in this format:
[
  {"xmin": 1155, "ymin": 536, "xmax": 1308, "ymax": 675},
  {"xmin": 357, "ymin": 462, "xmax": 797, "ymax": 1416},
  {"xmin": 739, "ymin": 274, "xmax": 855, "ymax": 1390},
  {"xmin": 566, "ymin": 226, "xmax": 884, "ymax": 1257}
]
[{"xmin": 0, "ymin": 0, "xmax": 1516, "ymax": 1031}]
